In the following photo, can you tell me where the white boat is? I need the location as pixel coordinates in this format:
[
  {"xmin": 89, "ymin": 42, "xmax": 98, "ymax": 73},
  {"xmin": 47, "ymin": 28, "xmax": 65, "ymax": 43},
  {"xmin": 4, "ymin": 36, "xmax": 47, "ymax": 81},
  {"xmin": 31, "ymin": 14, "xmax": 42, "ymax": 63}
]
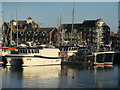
[
  {"xmin": 5, "ymin": 46, "xmax": 61, "ymax": 66},
  {"xmin": 0, "ymin": 41, "xmax": 2, "ymax": 64},
  {"xmin": 0, "ymin": 41, "xmax": 14, "ymax": 65},
  {"xmin": 93, "ymin": 51, "xmax": 115, "ymax": 66}
]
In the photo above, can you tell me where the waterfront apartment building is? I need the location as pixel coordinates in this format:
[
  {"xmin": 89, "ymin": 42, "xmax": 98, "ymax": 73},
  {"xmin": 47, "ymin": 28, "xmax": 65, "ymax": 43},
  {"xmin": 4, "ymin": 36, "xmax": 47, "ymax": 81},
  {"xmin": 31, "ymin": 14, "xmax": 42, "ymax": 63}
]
[
  {"xmin": 116, "ymin": 21, "xmax": 120, "ymax": 50},
  {"xmin": 2, "ymin": 17, "xmax": 57, "ymax": 46},
  {"xmin": 19, "ymin": 27, "xmax": 57, "ymax": 45},
  {"xmin": 117, "ymin": 1, "xmax": 120, "ymax": 50},
  {"xmin": 110, "ymin": 32, "xmax": 117, "ymax": 50},
  {"xmin": 2, "ymin": 18, "xmax": 110, "ymax": 47},
  {"xmin": 59, "ymin": 19, "xmax": 110, "ymax": 47},
  {"xmin": 58, "ymin": 23, "xmax": 83, "ymax": 45}
]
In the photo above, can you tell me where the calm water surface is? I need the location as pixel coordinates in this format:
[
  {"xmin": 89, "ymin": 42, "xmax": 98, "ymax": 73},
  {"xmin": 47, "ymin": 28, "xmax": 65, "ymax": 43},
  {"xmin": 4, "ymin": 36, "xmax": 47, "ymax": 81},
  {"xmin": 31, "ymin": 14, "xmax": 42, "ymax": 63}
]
[{"xmin": 2, "ymin": 65, "xmax": 120, "ymax": 88}]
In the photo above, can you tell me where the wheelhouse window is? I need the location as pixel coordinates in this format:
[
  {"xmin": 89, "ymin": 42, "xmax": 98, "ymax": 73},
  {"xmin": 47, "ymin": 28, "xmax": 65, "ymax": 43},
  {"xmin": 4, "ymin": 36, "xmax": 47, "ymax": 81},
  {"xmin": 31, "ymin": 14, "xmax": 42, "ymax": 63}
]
[
  {"xmin": 23, "ymin": 49, "xmax": 25, "ymax": 53},
  {"xmin": 28, "ymin": 49, "xmax": 31, "ymax": 53},
  {"xmin": 25, "ymin": 49, "xmax": 27, "ymax": 54},
  {"xmin": 35, "ymin": 49, "xmax": 39, "ymax": 53},
  {"xmin": 32, "ymin": 49, "xmax": 34, "ymax": 53}
]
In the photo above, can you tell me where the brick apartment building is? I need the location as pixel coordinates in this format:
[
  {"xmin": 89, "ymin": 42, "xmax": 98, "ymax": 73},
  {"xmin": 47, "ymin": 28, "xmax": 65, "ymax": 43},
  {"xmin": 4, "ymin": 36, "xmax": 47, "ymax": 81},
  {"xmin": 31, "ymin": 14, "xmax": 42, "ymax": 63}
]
[{"xmin": 58, "ymin": 19, "xmax": 110, "ymax": 47}]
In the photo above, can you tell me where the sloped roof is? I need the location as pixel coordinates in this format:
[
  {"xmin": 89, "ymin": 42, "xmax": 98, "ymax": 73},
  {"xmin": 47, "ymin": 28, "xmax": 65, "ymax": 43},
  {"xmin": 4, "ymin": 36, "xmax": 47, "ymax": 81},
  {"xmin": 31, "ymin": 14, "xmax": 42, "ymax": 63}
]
[
  {"xmin": 110, "ymin": 32, "xmax": 117, "ymax": 37},
  {"xmin": 82, "ymin": 20, "xmax": 96, "ymax": 27},
  {"xmin": 102, "ymin": 23, "xmax": 110, "ymax": 29},
  {"xmin": 5, "ymin": 22, "xmax": 10, "ymax": 27},
  {"xmin": 10, "ymin": 20, "xmax": 27, "ymax": 24},
  {"xmin": 37, "ymin": 27, "xmax": 57, "ymax": 32},
  {"xmin": 18, "ymin": 20, "xmax": 27, "ymax": 25},
  {"xmin": 32, "ymin": 21, "xmax": 38, "ymax": 25},
  {"xmin": 27, "ymin": 17, "xmax": 32, "ymax": 19},
  {"xmin": 24, "ymin": 28, "xmax": 38, "ymax": 32}
]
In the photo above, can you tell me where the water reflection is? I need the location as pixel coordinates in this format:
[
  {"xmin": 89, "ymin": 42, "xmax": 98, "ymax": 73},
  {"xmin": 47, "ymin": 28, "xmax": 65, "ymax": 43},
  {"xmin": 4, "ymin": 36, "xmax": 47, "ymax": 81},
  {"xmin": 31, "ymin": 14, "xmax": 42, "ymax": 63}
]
[
  {"xmin": 2, "ymin": 65, "xmax": 119, "ymax": 88},
  {"xmin": 118, "ymin": 65, "xmax": 120, "ymax": 88},
  {"xmin": 94, "ymin": 66, "xmax": 118, "ymax": 88},
  {"xmin": 2, "ymin": 66, "xmax": 23, "ymax": 88}
]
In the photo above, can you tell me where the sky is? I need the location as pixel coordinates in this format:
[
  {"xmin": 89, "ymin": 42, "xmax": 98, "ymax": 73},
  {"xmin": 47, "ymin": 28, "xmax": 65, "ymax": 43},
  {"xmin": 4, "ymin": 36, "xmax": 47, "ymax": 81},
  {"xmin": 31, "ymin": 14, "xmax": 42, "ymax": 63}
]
[{"xmin": 1, "ymin": 2, "xmax": 119, "ymax": 33}]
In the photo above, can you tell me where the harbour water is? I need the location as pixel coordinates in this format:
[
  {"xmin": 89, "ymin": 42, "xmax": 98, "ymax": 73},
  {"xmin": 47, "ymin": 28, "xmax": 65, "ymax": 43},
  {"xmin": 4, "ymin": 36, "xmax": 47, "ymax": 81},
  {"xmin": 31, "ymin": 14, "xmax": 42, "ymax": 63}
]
[{"xmin": 1, "ymin": 64, "xmax": 120, "ymax": 88}]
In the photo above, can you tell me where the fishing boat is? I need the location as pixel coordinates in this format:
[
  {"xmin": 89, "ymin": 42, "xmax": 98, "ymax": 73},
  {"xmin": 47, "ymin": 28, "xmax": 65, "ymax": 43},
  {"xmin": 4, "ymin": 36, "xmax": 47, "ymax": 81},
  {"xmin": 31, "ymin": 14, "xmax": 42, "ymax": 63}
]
[
  {"xmin": 57, "ymin": 4, "xmax": 81, "ymax": 59},
  {"xmin": 0, "ymin": 39, "xmax": 16, "ymax": 65},
  {"xmin": 58, "ymin": 45, "xmax": 80, "ymax": 58},
  {"xmin": 0, "ymin": 40, "xmax": 3, "ymax": 64},
  {"xmin": 5, "ymin": 46, "xmax": 61, "ymax": 66},
  {"xmin": 93, "ymin": 51, "xmax": 115, "ymax": 66}
]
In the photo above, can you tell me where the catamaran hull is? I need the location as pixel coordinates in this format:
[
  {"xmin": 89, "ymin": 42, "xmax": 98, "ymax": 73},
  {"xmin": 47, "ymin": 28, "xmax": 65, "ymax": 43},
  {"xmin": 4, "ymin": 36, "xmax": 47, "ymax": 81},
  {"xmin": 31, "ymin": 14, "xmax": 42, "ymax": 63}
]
[
  {"xmin": 93, "ymin": 52, "xmax": 115, "ymax": 66},
  {"xmin": 94, "ymin": 62, "xmax": 113, "ymax": 66},
  {"xmin": 5, "ymin": 56, "xmax": 61, "ymax": 66}
]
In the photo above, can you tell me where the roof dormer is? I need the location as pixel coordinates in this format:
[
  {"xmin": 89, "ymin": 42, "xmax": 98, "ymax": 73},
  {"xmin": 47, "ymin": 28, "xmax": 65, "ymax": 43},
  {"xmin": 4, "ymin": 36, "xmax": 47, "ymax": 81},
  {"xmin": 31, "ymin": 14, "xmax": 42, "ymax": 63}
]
[{"xmin": 27, "ymin": 17, "xmax": 32, "ymax": 24}]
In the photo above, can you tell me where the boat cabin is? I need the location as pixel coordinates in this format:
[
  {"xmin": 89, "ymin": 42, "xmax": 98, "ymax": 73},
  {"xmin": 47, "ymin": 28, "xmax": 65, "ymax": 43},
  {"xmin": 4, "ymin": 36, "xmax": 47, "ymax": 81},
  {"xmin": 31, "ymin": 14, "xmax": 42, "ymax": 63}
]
[
  {"xmin": 58, "ymin": 46, "xmax": 80, "ymax": 51},
  {"xmin": 11, "ymin": 47, "xmax": 43, "ymax": 54}
]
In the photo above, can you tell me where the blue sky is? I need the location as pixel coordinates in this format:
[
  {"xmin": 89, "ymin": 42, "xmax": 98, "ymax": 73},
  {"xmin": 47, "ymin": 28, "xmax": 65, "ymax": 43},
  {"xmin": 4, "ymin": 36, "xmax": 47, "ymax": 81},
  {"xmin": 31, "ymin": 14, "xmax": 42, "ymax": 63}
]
[{"xmin": 2, "ymin": 2, "xmax": 118, "ymax": 33}]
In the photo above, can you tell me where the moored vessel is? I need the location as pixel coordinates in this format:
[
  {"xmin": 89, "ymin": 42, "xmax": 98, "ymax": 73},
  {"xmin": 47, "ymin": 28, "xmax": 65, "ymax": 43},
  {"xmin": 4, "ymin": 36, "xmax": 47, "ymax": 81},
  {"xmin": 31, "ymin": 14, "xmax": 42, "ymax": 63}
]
[
  {"xmin": 5, "ymin": 46, "xmax": 61, "ymax": 66},
  {"xmin": 93, "ymin": 51, "xmax": 115, "ymax": 66}
]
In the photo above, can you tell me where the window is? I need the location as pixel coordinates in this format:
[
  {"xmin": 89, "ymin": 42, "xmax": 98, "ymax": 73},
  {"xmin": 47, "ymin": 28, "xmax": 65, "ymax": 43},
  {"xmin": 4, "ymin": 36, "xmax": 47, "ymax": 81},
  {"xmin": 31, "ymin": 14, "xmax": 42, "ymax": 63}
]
[
  {"xmin": 23, "ymin": 50, "xmax": 25, "ymax": 53},
  {"xmin": 84, "ymin": 33, "xmax": 86, "ymax": 36},
  {"xmin": 28, "ymin": 50, "xmax": 31, "ymax": 53},
  {"xmin": 89, "ymin": 34, "xmax": 91, "ymax": 37},
  {"xmin": 35, "ymin": 50, "xmax": 39, "ymax": 53},
  {"xmin": 69, "ymin": 48, "xmax": 71, "ymax": 51},
  {"xmin": 89, "ymin": 29, "xmax": 91, "ymax": 32},
  {"xmin": 37, "ymin": 50, "xmax": 39, "ymax": 53},
  {"xmin": 32, "ymin": 50, "xmax": 34, "ymax": 53},
  {"xmin": 25, "ymin": 50, "xmax": 27, "ymax": 54},
  {"xmin": 35, "ymin": 50, "xmax": 37, "ymax": 53},
  {"xmin": 20, "ymin": 50, "xmax": 23, "ymax": 53},
  {"xmin": 18, "ymin": 50, "xmax": 21, "ymax": 54}
]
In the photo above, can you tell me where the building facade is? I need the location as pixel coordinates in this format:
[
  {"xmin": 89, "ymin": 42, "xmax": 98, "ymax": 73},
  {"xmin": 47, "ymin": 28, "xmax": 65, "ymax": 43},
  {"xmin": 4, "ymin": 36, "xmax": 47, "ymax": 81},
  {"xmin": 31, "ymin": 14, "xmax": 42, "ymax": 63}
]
[
  {"xmin": 59, "ymin": 19, "xmax": 110, "ymax": 47},
  {"xmin": 116, "ymin": 1, "xmax": 120, "ymax": 50},
  {"xmin": 110, "ymin": 32, "xmax": 117, "ymax": 50},
  {"xmin": 2, "ymin": 18, "xmax": 111, "ymax": 47},
  {"xmin": 19, "ymin": 27, "xmax": 57, "ymax": 45},
  {"xmin": 2, "ymin": 17, "xmax": 57, "ymax": 46},
  {"xmin": 116, "ymin": 21, "xmax": 120, "ymax": 50}
]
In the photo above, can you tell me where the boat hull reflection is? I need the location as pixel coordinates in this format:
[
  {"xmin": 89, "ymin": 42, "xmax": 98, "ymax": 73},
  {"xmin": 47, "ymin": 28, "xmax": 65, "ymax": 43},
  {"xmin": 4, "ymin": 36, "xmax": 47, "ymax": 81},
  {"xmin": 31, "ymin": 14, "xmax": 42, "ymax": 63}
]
[{"xmin": 2, "ymin": 65, "xmax": 118, "ymax": 88}]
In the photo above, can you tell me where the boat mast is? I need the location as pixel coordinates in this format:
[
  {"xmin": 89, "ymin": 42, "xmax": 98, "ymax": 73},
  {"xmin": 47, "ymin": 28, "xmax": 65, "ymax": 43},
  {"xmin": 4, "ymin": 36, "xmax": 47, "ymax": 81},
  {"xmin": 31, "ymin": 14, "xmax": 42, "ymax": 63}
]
[
  {"xmin": 10, "ymin": 15, "xmax": 13, "ymax": 46},
  {"xmin": 70, "ymin": 2, "xmax": 75, "ymax": 45},
  {"xmin": 1, "ymin": 10, "xmax": 4, "ymax": 43},
  {"xmin": 97, "ymin": 27, "xmax": 100, "ymax": 52},
  {"xmin": 16, "ymin": 6, "xmax": 18, "ymax": 47},
  {"xmin": 1, "ymin": 11, "xmax": 4, "ymax": 36},
  {"xmin": 0, "ymin": 1, "xmax": 4, "ymax": 41},
  {"xmin": 60, "ymin": 15, "xmax": 64, "ymax": 45},
  {"xmin": 57, "ymin": 15, "xmax": 62, "ymax": 46},
  {"xmin": 2, "ymin": 10, "xmax": 6, "ymax": 47}
]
